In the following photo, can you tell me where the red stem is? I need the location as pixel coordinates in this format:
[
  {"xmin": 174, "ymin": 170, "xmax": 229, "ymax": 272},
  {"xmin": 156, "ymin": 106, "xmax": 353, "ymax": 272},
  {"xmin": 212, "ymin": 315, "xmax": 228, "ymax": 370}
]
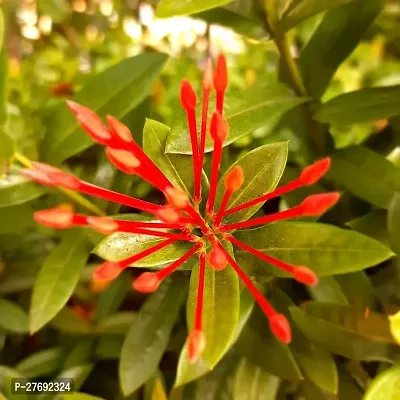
[
  {"xmin": 194, "ymin": 252, "xmax": 206, "ymax": 331},
  {"xmin": 214, "ymin": 188, "xmax": 233, "ymax": 226},
  {"xmin": 216, "ymin": 91, "xmax": 224, "ymax": 114},
  {"xmin": 187, "ymin": 109, "xmax": 201, "ymax": 201},
  {"xmin": 206, "ymin": 143, "xmax": 223, "ymax": 215},
  {"xmin": 224, "ymin": 179, "xmax": 301, "ymax": 216}
]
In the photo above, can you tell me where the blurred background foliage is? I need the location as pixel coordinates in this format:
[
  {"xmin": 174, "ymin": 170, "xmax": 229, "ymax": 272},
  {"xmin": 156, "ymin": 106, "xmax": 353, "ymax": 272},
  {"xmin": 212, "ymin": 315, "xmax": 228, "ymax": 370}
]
[{"xmin": 1, "ymin": 0, "xmax": 400, "ymax": 399}]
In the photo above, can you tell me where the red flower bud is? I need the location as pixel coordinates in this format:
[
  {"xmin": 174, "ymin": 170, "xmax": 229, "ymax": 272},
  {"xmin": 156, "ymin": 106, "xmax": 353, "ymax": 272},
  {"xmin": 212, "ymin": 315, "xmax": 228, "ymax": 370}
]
[
  {"xmin": 300, "ymin": 193, "xmax": 340, "ymax": 216},
  {"xmin": 133, "ymin": 272, "xmax": 160, "ymax": 293},
  {"xmin": 164, "ymin": 187, "xmax": 189, "ymax": 210},
  {"xmin": 293, "ymin": 266, "xmax": 318, "ymax": 286},
  {"xmin": 107, "ymin": 115, "xmax": 133, "ymax": 143},
  {"xmin": 93, "ymin": 261, "xmax": 123, "ymax": 281},
  {"xmin": 34, "ymin": 207, "xmax": 74, "ymax": 229},
  {"xmin": 105, "ymin": 147, "xmax": 141, "ymax": 174},
  {"xmin": 300, "ymin": 157, "xmax": 331, "ymax": 185},
  {"xmin": 180, "ymin": 80, "xmax": 198, "ymax": 111},
  {"xmin": 47, "ymin": 171, "xmax": 81, "ymax": 190},
  {"xmin": 213, "ymin": 54, "xmax": 228, "ymax": 93},
  {"xmin": 203, "ymin": 58, "xmax": 213, "ymax": 91},
  {"xmin": 210, "ymin": 111, "xmax": 228, "ymax": 143},
  {"xmin": 225, "ymin": 165, "xmax": 244, "ymax": 192},
  {"xmin": 87, "ymin": 216, "xmax": 118, "ymax": 235},
  {"xmin": 20, "ymin": 168, "xmax": 55, "ymax": 186},
  {"xmin": 157, "ymin": 206, "xmax": 180, "ymax": 223},
  {"xmin": 269, "ymin": 314, "xmax": 291, "ymax": 344},
  {"xmin": 208, "ymin": 244, "xmax": 227, "ymax": 271},
  {"xmin": 187, "ymin": 330, "xmax": 206, "ymax": 364}
]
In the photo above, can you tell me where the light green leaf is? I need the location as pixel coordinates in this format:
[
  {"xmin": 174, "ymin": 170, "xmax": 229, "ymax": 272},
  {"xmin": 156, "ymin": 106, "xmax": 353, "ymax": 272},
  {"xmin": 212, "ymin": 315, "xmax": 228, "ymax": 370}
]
[
  {"xmin": 314, "ymin": 85, "xmax": 400, "ymax": 125},
  {"xmin": 187, "ymin": 241, "xmax": 239, "ymax": 368},
  {"xmin": 278, "ymin": 0, "xmax": 356, "ymax": 33},
  {"xmin": 388, "ymin": 193, "xmax": 400, "ymax": 254},
  {"xmin": 156, "ymin": 0, "xmax": 232, "ymax": 18},
  {"xmin": 62, "ymin": 393, "xmax": 104, "ymax": 400},
  {"xmin": 328, "ymin": 146, "xmax": 400, "ymax": 209},
  {"xmin": 233, "ymin": 357, "xmax": 280, "ymax": 400},
  {"xmin": 215, "ymin": 142, "xmax": 288, "ymax": 224},
  {"xmin": 299, "ymin": 0, "xmax": 383, "ymax": 98},
  {"xmin": 30, "ymin": 229, "xmax": 90, "ymax": 333},
  {"xmin": 0, "ymin": 172, "xmax": 45, "ymax": 208},
  {"xmin": 165, "ymin": 84, "xmax": 307, "ymax": 155},
  {"xmin": 0, "ymin": 9, "xmax": 7, "ymax": 125},
  {"xmin": 234, "ymin": 222, "xmax": 393, "ymax": 278},
  {"xmin": 0, "ymin": 298, "xmax": 29, "ymax": 333},
  {"xmin": 44, "ymin": 53, "xmax": 168, "ymax": 163},
  {"xmin": 119, "ymin": 277, "xmax": 187, "ymax": 396},
  {"xmin": 364, "ymin": 364, "xmax": 400, "ymax": 400},
  {"xmin": 290, "ymin": 303, "xmax": 400, "ymax": 361},
  {"xmin": 0, "ymin": 129, "xmax": 15, "ymax": 160},
  {"xmin": 0, "ymin": 365, "xmax": 28, "ymax": 400},
  {"xmin": 15, "ymin": 347, "xmax": 63, "ymax": 378}
]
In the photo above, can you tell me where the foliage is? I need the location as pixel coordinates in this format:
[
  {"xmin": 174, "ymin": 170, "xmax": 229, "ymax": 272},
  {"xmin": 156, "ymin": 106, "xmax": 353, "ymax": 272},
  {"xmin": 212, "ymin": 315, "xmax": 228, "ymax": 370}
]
[{"xmin": 0, "ymin": 0, "xmax": 400, "ymax": 399}]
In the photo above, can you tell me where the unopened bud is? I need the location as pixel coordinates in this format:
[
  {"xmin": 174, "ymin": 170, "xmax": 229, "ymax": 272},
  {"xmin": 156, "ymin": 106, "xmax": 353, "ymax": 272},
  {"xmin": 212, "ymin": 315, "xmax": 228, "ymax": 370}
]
[
  {"xmin": 180, "ymin": 80, "xmax": 198, "ymax": 111},
  {"xmin": 20, "ymin": 168, "xmax": 55, "ymax": 186},
  {"xmin": 300, "ymin": 157, "xmax": 331, "ymax": 185},
  {"xmin": 47, "ymin": 171, "xmax": 81, "ymax": 190},
  {"xmin": 87, "ymin": 216, "xmax": 118, "ymax": 235},
  {"xmin": 164, "ymin": 187, "xmax": 189, "ymax": 209},
  {"xmin": 187, "ymin": 330, "xmax": 206, "ymax": 364},
  {"xmin": 133, "ymin": 272, "xmax": 160, "ymax": 293},
  {"xmin": 300, "ymin": 193, "xmax": 340, "ymax": 216},
  {"xmin": 213, "ymin": 54, "xmax": 228, "ymax": 92},
  {"xmin": 208, "ymin": 244, "xmax": 227, "ymax": 271},
  {"xmin": 105, "ymin": 147, "xmax": 141, "ymax": 174},
  {"xmin": 93, "ymin": 261, "xmax": 123, "ymax": 281},
  {"xmin": 76, "ymin": 113, "xmax": 112, "ymax": 144},
  {"xmin": 225, "ymin": 165, "xmax": 244, "ymax": 192},
  {"xmin": 107, "ymin": 115, "xmax": 133, "ymax": 143},
  {"xmin": 269, "ymin": 313, "xmax": 291, "ymax": 344},
  {"xmin": 34, "ymin": 207, "xmax": 74, "ymax": 229},
  {"xmin": 293, "ymin": 266, "xmax": 318, "ymax": 286},
  {"xmin": 210, "ymin": 111, "xmax": 229, "ymax": 143},
  {"xmin": 157, "ymin": 206, "xmax": 180, "ymax": 223},
  {"xmin": 203, "ymin": 58, "xmax": 213, "ymax": 91}
]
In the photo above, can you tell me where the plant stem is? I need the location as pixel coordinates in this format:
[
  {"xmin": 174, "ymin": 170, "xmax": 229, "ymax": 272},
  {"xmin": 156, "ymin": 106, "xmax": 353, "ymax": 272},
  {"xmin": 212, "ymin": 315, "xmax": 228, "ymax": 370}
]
[{"xmin": 14, "ymin": 152, "xmax": 105, "ymax": 216}]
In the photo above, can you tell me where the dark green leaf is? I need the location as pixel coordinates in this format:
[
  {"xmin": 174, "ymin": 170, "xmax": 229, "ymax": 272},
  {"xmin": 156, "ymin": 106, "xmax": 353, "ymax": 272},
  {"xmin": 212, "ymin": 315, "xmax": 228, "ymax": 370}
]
[
  {"xmin": 308, "ymin": 276, "xmax": 348, "ymax": 304},
  {"xmin": 299, "ymin": 0, "xmax": 383, "ymax": 98},
  {"xmin": 278, "ymin": 0, "xmax": 356, "ymax": 33},
  {"xmin": 234, "ymin": 222, "xmax": 393, "ymax": 278},
  {"xmin": 30, "ymin": 229, "xmax": 90, "ymax": 333},
  {"xmin": 364, "ymin": 363, "xmax": 400, "ymax": 400},
  {"xmin": 165, "ymin": 84, "xmax": 307, "ymax": 155},
  {"xmin": 43, "ymin": 53, "xmax": 168, "ymax": 163},
  {"xmin": 0, "ymin": 172, "xmax": 45, "ymax": 208},
  {"xmin": 215, "ymin": 142, "xmax": 288, "ymax": 224},
  {"xmin": 0, "ymin": 298, "xmax": 29, "ymax": 333},
  {"xmin": 314, "ymin": 85, "xmax": 400, "ymax": 125},
  {"xmin": 328, "ymin": 146, "xmax": 400, "ymax": 209},
  {"xmin": 15, "ymin": 347, "xmax": 63, "ymax": 378},
  {"xmin": 233, "ymin": 357, "xmax": 280, "ymax": 400},
  {"xmin": 95, "ymin": 312, "xmax": 136, "ymax": 334},
  {"xmin": 119, "ymin": 277, "xmax": 187, "ymax": 396},
  {"xmin": 156, "ymin": 0, "xmax": 232, "ymax": 18},
  {"xmin": 290, "ymin": 303, "xmax": 400, "ymax": 361},
  {"xmin": 388, "ymin": 192, "xmax": 400, "ymax": 254},
  {"xmin": 50, "ymin": 307, "xmax": 94, "ymax": 334}
]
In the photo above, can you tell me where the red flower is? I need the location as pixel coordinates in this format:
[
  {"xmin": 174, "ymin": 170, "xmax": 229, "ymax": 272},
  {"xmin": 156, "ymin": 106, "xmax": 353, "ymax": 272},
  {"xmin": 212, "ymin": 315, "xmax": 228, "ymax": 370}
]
[{"xmin": 21, "ymin": 54, "xmax": 339, "ymax": 364}]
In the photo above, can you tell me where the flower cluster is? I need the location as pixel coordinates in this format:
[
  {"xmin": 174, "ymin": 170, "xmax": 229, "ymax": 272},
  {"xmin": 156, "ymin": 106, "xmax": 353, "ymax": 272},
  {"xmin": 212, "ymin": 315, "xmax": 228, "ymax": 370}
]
[{"xmin": 22, "ymin": 54, "xmax": 339, "ymax": 364}]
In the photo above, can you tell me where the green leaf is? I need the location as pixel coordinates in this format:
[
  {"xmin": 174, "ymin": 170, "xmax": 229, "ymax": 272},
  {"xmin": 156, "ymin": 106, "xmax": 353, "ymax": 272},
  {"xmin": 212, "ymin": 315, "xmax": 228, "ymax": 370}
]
[
  {"xmin": 0, "ymin": 204, "xmax": 34, "ymax": 234},
  {"xmin": 156, "ymin": 0, "xmax": 232, "ymax": 18},
  {"xmin": 308, "ymin": 276, "xmax": 348, "ymax": 304},
  {"xmin": 299, "ymin": 0, "xmax": 383, "ymax": 98},
  {"xmin": 95, "ymin": 311, "xmax": 136, "ymax": 334},
  {"xmin": 15, "ymin": 347, "xmax": 63, "ymax": 378},
  {"xmin": 215, "ymin": 142, "xmax": 288, "ymax": 224},
  {"xmin": 0, "ymin": 9, "xmax": 7, "ymax": 125},
  {"xmin": 165, "ymin": 84, "xmax": 307, "ymax": 155},
  {"xmin": 328, "ymin": 146, "xmax": 400, "ymax": 209},
  {"xmin": 0, "ymin": 129, "xmax": 15, "ymax": 160},
  {"xmin": 0, "ymin": 298, "xmax": 29, "ymax": 333},
  {"xmin": 236, "ymin": 307, "xmax": 303, "ymax": 381},
  {"xmin": 143, "ymin": 119, "xmax": 196, "ymax": 194},
  {"xmin": 234, "ymin": 222, "xmax": 393, "ymax": 278},
  {"xmin": 0, "ymin": 365, "xmax": 28, "ymax": 400},
  {"xmin": 364, "ymin": 364, "xmax": 400, "ymax": 400},
  {"xmin": 119, "ymin": 277, "xmax": 187, "ymax": 396},
  {"xmin": 0, "ymin": 172, "xmax": 45, "ymax": 207},
  {"xmin": 388, "ymin": 193, "xmax": 400, "ymax": 254},
  {"xmin": 30, "ymin": 229, "xmax": 90, "ymax": 333},
  {"xmin": 50, "ymin": 307, "xmax": 94, "ymax": 334},
  {"xmin": 278, "ymin": 0, "xmax": 356, "ymax": 33},
  {"xmin": 233, "ymin": 357, "xmax": 281, "ymax": 400},
  {"xmin": 43, "ymin": 53, "xmax": 168, "ymax": 163},
  {"xmin": 314, "ymin": 85, "xmax": 400, "ymax": 125},
  {"xmin": 187, "ymin": 242, "xmax": 239, "ymax": 368},
  {"xmin": 290, "ymin": 303, "xmax": 400, "ymax": 361},
  {"xmin": 62, "ymin": 393, "xmax": 104, "ymax": 400}
]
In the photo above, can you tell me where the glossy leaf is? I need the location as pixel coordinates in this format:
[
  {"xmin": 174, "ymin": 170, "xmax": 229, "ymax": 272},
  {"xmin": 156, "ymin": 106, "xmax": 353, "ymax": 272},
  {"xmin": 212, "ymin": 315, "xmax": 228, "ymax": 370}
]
[
  {"xmin": 364, "ymin": 364, "xmax": 400, "ymax": 400},
  {"xmin": 156, "ymin": 0, "xmax": 232, "ymax": 18},
  {"xmin": 0, "ymin": 298, "xmax": 29, "ymax": 333},
  {"xmin": 388, "ymin": 193, "xmax": 400, "ymax": 254},
  {"xmin": 165, "ymin": 84, "xmax": 307, "ymax": 155},
  {"xmin": 30, "ymin": 229, "xmax": 90, "ymax": 333},
  {"xmin": 119, "ymin": 277, "xmax": 187, "ymax": 396},
  {"xmin": 44, "ymin": 53, "xmax": 168, "ymax": 163},
  {"xmin": 187, "ymin": 242, "xmax": 239, "ymax": 368},
  {"xmin": 15, "ymin": 347, "xmax": 63, "ymax": 378},
  {"xmin": 233, "ymin": 357, "xmax": 280, "ymax": 400},
  {"xmin": 215, "ymin": 142, "xmax": 288, "ymax": 224},
  {"xmin": 0, "ymin": 172, "xmax": 45, "ymax": 208},
  {"xmin": 278, "ymin": 0, "xmax": 356, "ymax": 33},
  {"xmin": 290, "ymin": 303, "xmax": 400, "ymax": 361},
  {"xmin": 314, "ymin": 85, "xmax": 400, "ymax": 125},
  {"xmin": 234, "ymin": 222, "xmax": 393, "ymax": 278},
  {"xmin": 299, "ymin": 0, "xmax": 383, "ymax": 98},
  {"xmin": 328, "ymin": 146, "xmax": 400, "ymax": 209}
]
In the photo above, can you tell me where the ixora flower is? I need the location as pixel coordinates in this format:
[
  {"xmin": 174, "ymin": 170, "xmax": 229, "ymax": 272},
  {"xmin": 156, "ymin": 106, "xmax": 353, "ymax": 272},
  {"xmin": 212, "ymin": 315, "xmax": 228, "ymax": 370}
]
[{"xmin": 21, "ymin": 54, "xmax": 339, "ymax": 364}]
